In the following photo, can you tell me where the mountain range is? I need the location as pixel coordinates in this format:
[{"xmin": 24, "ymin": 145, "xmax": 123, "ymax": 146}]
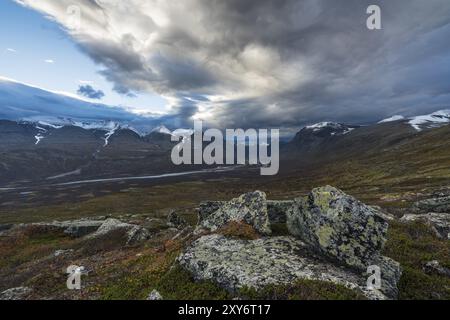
[{"xmin": 1, "ymin": 77, "xmax": 450, "ymax": 186}]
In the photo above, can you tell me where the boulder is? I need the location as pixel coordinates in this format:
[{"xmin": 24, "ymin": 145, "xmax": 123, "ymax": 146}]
[
  {"xmin": 400, "ymin": 213, "xmax": 450, "ymax": 239},
  {"xmin": 267, "ymin": 200, "xmax": 295, "ymax": 224},
  {"xmin": 147, "ymin": 289, "xmax": 163, "ymax": 300},
  {"xmin": 198, "ymin": 201, "xmax": 226, "ymax": 223},
  {"xmin": 178, "ymin": 234, "xmax": 400, "ymax": 300},
  {"xmin": 196, "ymin": 191, "xmax": 271, "ymax": 235},
  {"xmin": 413, "ymin": 196, "xmax": 450, "ymax": 214},
  {"xmin": 0, "ymin": 287, "xmax": 32, "ymax": 300},
  {"xmin": 423, "ymin": 260, "xmax": 450, "ymax": 277},
  {"xmin": 198, "ymin": 199, "xmax": 294, "ymax": 225},
  {"xmin": 34, "ymin": 220, "xmax": 104, "ymax": 238},
  {"xmin": 167, "ymin": 211, "xmax": 187, "ymax": 230},
  {"xmin": 287, "ymin": 186, "xmax": 389, "ymax": 270},
  {"xmin": 88, "ymin": 219, "xmax": 151, "ymax": 245}
]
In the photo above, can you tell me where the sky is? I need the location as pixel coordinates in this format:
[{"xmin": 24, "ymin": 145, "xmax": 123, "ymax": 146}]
[
  {"xmin": 0, "ymin": 0, "xmax": 167, "ymax": 115},
  {"xmin": 1, "ymin": 0, "xmax": 450, "ymax": 133}
]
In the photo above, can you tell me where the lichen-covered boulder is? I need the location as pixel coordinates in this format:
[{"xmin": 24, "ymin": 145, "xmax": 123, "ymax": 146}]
[
  {"xmin": 167, "ymin": 211, "xmax": 187, "ymax": 230},
  {"xmin": 267, "ymin": 200, "xmax": 295, "ymax": 224},
  {"xmin": 198, "ymin": 199, "xmax": 294, "ymax": 225},
  {"xmin": 178, "ymin": 234, "xmax": 399, "ymax": 300},
  {"xmin": 413, "ymin": 196, "xmax": 450, "ymax": 214},
  {"xmin": 34, "ymin": 219, "xmax": 105, "ymax": 238},
  {"xmin": 423, "ymin": 260, "xmax": 450, "ymax": 277},
  {"xmin": 198, "ymin": 201, "xmax": 226, "ymax": 223},
  {"xmin": 400, "ymin": 213, "xmax": 450, "ymax": 239},
  {"xmin": 0, "ymin": 287, "xmax": 32, "ymax": 300},
  {"xmin": 196, "ymin": 191, "xmax": 271, "ymax": 235},
  {"xmin": 147, "ymin": 289, "xmax": 163, "ymax": 300},
  {"xmin": 88, "ymin": 218, "xmax": 151, "ymax": 245},
  {"xmin": 287, "ymin": 186, "xmax": 389, "ymax": 270}
]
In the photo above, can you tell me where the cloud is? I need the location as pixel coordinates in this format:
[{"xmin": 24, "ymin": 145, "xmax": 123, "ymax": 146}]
[
  {"xmin": 77, "ymin": 84, "xmax": 105, "ymax": 100},
  {"xmin": 6, "ymin": 48, "xmax": 17, "ymax": 53},
  {"xmin": 44, "ymin": 59, "xmax": 54, "ymax": 63},
  {"xmin": 15, "ymin": 0, "xmax": 450, "ymax": 131}
]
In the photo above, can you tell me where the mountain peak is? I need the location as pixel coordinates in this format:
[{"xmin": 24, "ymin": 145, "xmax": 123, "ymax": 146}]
[
  {"xmin": 151, "ymin": 125, "xmax": 172, "ymax": 135},
  {"xmin": 408, "ymin": 109, "xmax": 450, "ymax": 131},
  {"xmin": 302, "ymin": 122, "xmax": 355, "ymax": 136}
]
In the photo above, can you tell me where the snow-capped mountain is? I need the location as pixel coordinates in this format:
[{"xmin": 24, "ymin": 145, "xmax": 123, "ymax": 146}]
[
  {"xmin": 286, "ymin": 122, "xmax": 358, "ymax": 152},
  {"xmin": 302, "ymin": 122, "xmax": 357, "ymax": 136},
  {"xmin": 0, "ymin": 77, "xmax": 156, "ymax": 135},
  {"xmin": 377, "ymin": 110, "xmax": 450, "ymax": 131},
  {"xmin": 151, "ymin": 125, "xmax": 172, "ymax": 135},
  {"xmin": 408, "ymin": 110, "xmax": 450, "ymax": 131}
]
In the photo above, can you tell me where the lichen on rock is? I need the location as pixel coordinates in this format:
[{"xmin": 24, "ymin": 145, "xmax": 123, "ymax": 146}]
[
  {"xmin": 287, "ymin": 186, "xmax": 389, "ymax": 270},
  {"xmin": 196, "ymin": 191, "xmax": 271, "ymax": 235}
]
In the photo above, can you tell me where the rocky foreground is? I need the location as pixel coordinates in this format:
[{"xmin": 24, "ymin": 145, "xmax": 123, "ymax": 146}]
[
  {"xmin": 1, "ymin": 186, "xmax": 450, "ymax": 300},
  {"xmin": 180, "ymin": 187, "xmax": 401, "ymax": 300}
]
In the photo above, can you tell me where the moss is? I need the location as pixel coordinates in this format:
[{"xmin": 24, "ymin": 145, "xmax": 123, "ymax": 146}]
[
  {"xmin": 156, "ymin": 265, "xmax": 231, "ymax": 300},
  {"xmin": 383, "ymin": 221, "xmax": 450, "ymax": 300},
  {"xmin": 217, "ymin": 221, "xmax": 261, "ymax": 240},
  {"xmin": 239, "ymin": 279, "xmax": 367, "ymax": 300}
]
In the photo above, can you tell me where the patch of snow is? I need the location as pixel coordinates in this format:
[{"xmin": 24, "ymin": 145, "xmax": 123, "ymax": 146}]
[
  {"xmin": 151, "ymin": 125, "xmax": 172, "ymax": 135},
  {"xmin": 306, "ymin": 122, "xmax": 334, "ymax": 131},
  {"xmin": 378, "ymin": 115, "xmax": 405, "ymax": 124},
  {"xmin": 34, "ymin": 134, "xmax": 44, "ymax": 145},
  {"xmin": 408, "ymin": 110, "xmax": 450, "ymax": 131},
  {"xmin": 343, "ymin": 128, "xmax": 355, "ymax": 135},
  {"xmin": 102, "ymin": 123, "xmax": 120, "ymax": 147}
]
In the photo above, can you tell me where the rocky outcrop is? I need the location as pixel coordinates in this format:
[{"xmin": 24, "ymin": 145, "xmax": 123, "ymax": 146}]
[
  {"xmin": 196, "ymin": 191, "xmax": 271, "ymax": 235},
  {"xmin": 423, "ymin": 260, "xmax": 450, "ymax": 277},
  {"xmin": 0, "ymin": 287, "xmax": 32, "ymax": 300},
  {"xmin": 400, "ymin": 213, "xmax": 450, "ymax": 239},
  {"xmin": 179, "ymin": 187, "xmax": 401, "ymax": 300},
  {"xmin": 178, "ymin": 234, "xmax": 399, "ymax": 300},
  {"xmin": 413, "ymin": 196, "xmax": 450, "ymax": 214},
  {"xmin": 287, "ymin": 186, "xmax": 389, "ymax": 270},
  {"xmin": 88, "ymin": 219, "xmax": 151, "ymax": 245}
]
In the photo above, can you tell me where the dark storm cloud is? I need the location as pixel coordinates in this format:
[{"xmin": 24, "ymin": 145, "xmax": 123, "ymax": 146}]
[
  {"xmin": 77, "ymin": 84, "xmax": 105, "ymax": 100},
  {"xmin": 18, "ymin": 0, "xmax": 450, "ymax": 131}
]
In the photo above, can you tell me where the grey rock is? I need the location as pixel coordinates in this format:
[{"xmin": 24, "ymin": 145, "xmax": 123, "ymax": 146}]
[
  {"xmin": 0, "ymin": 287, "xmax": 32, "ymax": 300},
  {"xmin": 198, "ymin": 201, "xmax": 226, "ymax": 223},
  {"xmin": 413, "ymin": 196, "xmax": 450, "ymax": 214},
  {"xmin": 286, "ymin": 186, "xmax": 389, "ymax": 270},
  {"xmin": 178, "ymin": 234, "xmax": 398, "ymax": 300},
  {"xmin": 88, "ymin": 218, "xmax": 151, "ymax": 245},
  {"xmin": 423, "ymin": 260, "xmax": 450, "ymax": 277},
  {"xmin": 0, "ymin": 223, "xmax": 14, "ymax": 232},
  {"xmin": 267, "ymin": 200, "xmax": 295, "ymax": 224},
  {"xmin": 369, "ymin": 206, "xmax": 396, "ymax": 221},
  {"xmin": 147, "ymin": 289, "xmax": 163, "ymax": 300},
  {"xmin": 198, "ymin": 200, "xmax": 295, "ymax": 225},
  {"xmin": 370, "ymin": 256, "xmax": 402, "ymax": 299},
  {"xmin": 196, "ymin": 191, "xmax": 271, "ymax": 235},
  {"xmin": 400, "ymin": 213, "xmax": 450, "ymax": 239},
  {"xmin": 34, "ymin": 219, "xmax": 104, "ymax": 238},
  {"xmin": 167, "ymin": 211, "xmax": 187, "ymax": 230},
  {"xmin": 53, "ymin": 249, "xmax": 74, "ymax": 257}
]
